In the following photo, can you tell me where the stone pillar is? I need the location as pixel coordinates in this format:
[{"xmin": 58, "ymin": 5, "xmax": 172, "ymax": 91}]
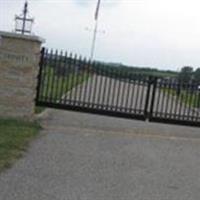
[{"xmin": 0, "ymin": 31, "xmax": 44, "ymax": 119}]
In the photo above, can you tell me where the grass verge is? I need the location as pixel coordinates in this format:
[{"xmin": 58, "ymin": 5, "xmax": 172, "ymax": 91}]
[{"xmin": 0, "ymin": 119, "xmax": 41, "ymax": 173}]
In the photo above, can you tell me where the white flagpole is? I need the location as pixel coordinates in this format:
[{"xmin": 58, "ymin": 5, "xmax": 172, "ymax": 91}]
[
  {"xmin": 90, "ymin": 0, "xmax": 101, "ymax": 61},
  {"xmin": 90, "ymin": 20, "xmax": 98, "ymax": 60}
]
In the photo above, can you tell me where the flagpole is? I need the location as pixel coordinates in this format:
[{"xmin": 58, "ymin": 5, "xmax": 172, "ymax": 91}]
[
  {"xmin": 90, "ymin": 0, "xmax": 101, "ymax": 61},
  {"xmin": 90, "ymin": 20, "xmax": 98, "ymax": 60}
]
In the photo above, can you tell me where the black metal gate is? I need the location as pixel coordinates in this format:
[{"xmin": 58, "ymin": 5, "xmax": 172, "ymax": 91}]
[
  {"xmin": 149, "ymin": 78, "xmax": 200, "ymax": 126},
  {"xmin": 36, "ymin": 48, "xmax": 200, "ymax": 127}
]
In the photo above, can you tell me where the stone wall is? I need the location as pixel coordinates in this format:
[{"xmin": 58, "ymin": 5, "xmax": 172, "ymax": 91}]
[{"xmin": 0, "ymin": 31, "xmax": 44, "ymax": 119}]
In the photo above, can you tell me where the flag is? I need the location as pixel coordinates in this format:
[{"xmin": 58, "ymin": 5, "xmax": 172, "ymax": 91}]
[{"xmin": 95, "ymin": 0, "xmax": 101, "ymax": 21}]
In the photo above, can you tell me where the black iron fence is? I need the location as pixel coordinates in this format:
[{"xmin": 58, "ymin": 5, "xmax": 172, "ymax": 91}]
[
  {"xmin": 36, "ymin": 48, "xmax": 200, "ymax": 127},
  {"xmin": 149, "ymin": 78, "xmax": 200, "ymax": 126}
]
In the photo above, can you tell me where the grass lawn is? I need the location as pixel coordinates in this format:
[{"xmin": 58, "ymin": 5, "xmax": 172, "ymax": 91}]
[
  {"xmin": 162, "ymin": 87, "xmax": 200, "ymax": 108},
  {"xmin": 36, "ymin": 68, "xmax": 90, "ymax": 112},
  {"xmin": 0, "ymin": 119, "xmax": 40, "ymax": 172},
  {"xmin": 40, "ymin": 67, "xmax": 90, "ymax": 101}
]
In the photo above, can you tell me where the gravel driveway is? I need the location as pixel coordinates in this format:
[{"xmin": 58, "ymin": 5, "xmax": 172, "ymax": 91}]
[{"xmin": 0, "ymin": 109, "xmax": 200, "ymax": 200}]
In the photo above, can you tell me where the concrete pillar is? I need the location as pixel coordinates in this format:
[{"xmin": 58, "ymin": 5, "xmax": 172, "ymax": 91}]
[{"xmin": 0, "ymin": 31, "xmax": 44, "ymax": 119}]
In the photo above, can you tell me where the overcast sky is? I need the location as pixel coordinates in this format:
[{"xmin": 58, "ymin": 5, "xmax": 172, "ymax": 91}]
[{"xmin": 1, "ymin": 0, "xmax": 200, "ymax": 70}]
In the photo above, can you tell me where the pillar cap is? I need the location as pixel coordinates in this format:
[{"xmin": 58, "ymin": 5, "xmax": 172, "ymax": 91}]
[{"xmin": 0, "ymin": 31, "xmax": 45, "ymax": 43}]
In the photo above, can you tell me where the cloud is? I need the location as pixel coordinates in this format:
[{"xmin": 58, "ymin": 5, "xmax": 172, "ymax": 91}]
[{"xmin": 1, "ymin": 0, "xmax": 200, "ymax": 69}]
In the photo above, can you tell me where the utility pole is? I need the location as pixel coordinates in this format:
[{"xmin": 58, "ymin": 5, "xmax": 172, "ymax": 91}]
[{"xmin": 90, "ymin": 0, "xmax": 101, "ymax": 60}]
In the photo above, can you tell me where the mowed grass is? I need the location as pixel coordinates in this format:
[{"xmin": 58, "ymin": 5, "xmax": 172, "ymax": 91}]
[
  {"xmin": 162, "ymin": 87, "xmax": 200, "ymax": 108},
  {"xmin": 0, "ymin": 119, "xmax": 40, "ymax": 172},
  {"xmin": 40, "ymin": 67, "xmax": 90, "ymax": 100},
  {"xmin": 36, "ymin": 68, "xmax": 90, "ymax": 113}
]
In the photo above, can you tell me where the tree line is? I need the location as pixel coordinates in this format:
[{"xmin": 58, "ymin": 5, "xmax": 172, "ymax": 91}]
[
  {"xmin": 45, "ymin": 52, "xmax": 200, "ymax": 85},
  {"xmin": 178, "ymin": 66, "xmax": 200, "ymax": 84}
]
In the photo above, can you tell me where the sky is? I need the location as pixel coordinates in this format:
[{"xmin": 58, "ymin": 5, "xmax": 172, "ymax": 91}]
[{"xmin": 1, "ymin": 0, "xmax": 200, "ymax": 70}]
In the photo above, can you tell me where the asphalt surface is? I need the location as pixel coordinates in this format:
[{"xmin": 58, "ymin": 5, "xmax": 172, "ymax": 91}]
[{"xmin": 0, "ymin": 109, "xmax": 200, "ymax": 200}]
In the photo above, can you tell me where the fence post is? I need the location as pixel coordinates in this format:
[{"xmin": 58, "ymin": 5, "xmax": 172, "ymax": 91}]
[
  {"xmin": 149, "ymin": 76, "xmax": 157, "ymax": 121},
  {"xmin": 35, "ymin": 47, "xmax": 45, "ymax": 104},
  {"xmin": 144, "ymin": 76, "xmax": 152, "ymax": 118}
]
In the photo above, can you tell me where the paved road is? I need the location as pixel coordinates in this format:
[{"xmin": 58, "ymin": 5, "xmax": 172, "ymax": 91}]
[
  {"xmin": 62, "ymin": 75, "xmax": 200, "ymax": 122},
  {"xmin": 0, "ymin": 109, "xmax": 200, "ymax": 200}
]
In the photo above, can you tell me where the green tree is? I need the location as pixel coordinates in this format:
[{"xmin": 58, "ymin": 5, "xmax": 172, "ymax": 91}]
[
  {"xmin": 178, "ymin": 66, "xmax": 193, "ymax": 84},
  {"xmin": 194, "ymin": 68, "xmax": 200, "ymax": 83}
]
